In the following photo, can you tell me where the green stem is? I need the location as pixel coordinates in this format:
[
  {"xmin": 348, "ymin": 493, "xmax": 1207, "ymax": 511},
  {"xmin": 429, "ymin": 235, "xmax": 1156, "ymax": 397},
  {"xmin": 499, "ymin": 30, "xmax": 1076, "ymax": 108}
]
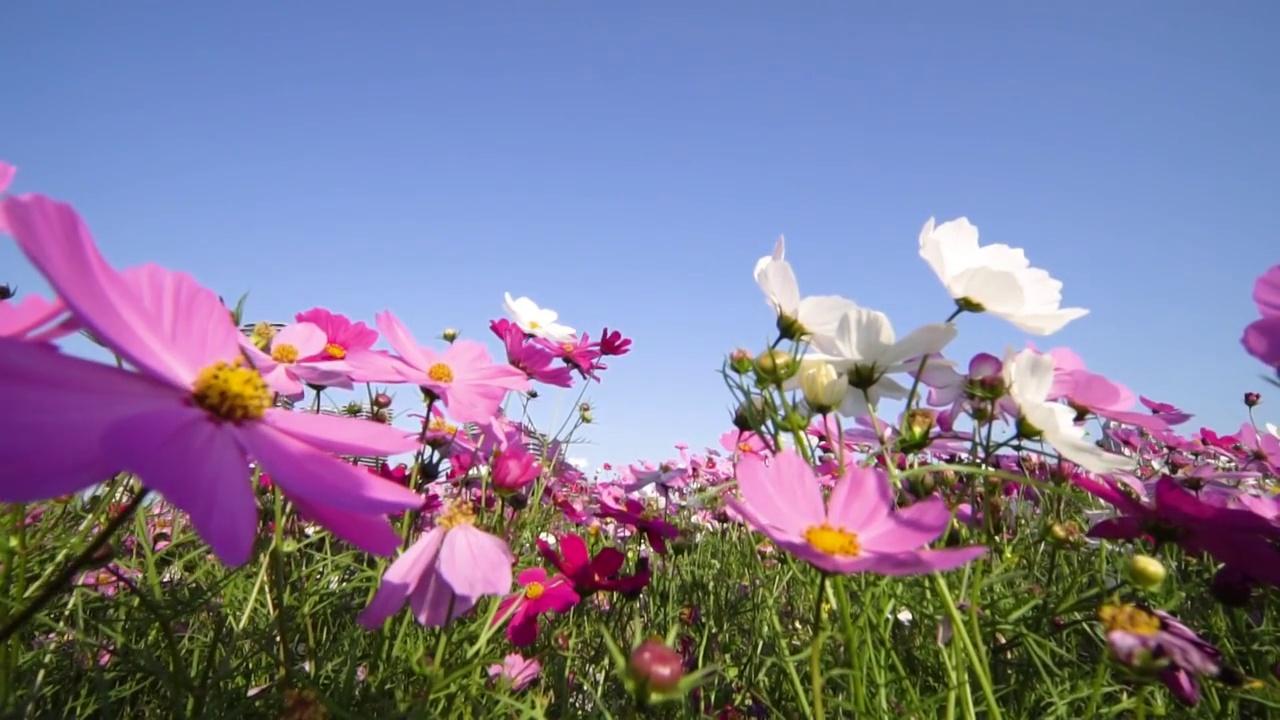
[
  {"xmin": 811, "ymin": 572, "xmax": 828, "ymax": 720},
  {"xmin": 0, "ymin": 489, "xmax": 151, "ymax": 643},
  {"xmin": 932, "ymin": 572, "xmax": 1002, "ymax": 720}
]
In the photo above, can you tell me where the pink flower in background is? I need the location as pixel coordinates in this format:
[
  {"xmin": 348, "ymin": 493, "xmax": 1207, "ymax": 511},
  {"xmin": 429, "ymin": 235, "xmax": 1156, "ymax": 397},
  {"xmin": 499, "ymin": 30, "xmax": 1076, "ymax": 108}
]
[
  {"xmin": 242, "ymin": 321, "xmax": 353, "ymax": 400},
  {"xmin": 726, "ymin": 450, "xmax": 986, "ymax": 575},
  {"xmin": 1035, "ymin": 346, "xmax": 1170, "ymax": 433},
  {"xmin": 358, "ymin": 501, "xmax": 514, "ymax": 629},
  {"xmin": 598, "ymin": 327, "xmax": 632, "ymax": 356},
  {"xmin": 0, "ymin": 294, "xmax": 78, "ymax": 342},
  {"xmin": 1139, "ymin": 396, "xmax": 1193, "ymax": 426},
  {"xmin": 295, "ymin": 307, "xmax": 378, "ymax": 361},
  {"xmin": 0, "ymin": 159, "xmax": 14, "ymax": 193},
  {"xmin": 357, "ymin": 311, "xmax": 531, "ymax": 424},
  {"xmin": 547, "ymin": 332, "xmax": 603, "ymax": 380},
  {"xmin": 488, "ymin": 653, "xmax": 542, "ymax": 692},
  {"xmin": 1242, "ymin": 265, "xmax": 1280, "ymax": 368},
  {"xmin": 0, "ymin": 193, "xmax": 425, "ymax": 566},
  {"xmin": 491, "ymin": 318, "xmax": 574, "ymax": 387},
  {"xmin": 491, "ymin": 442, "xmax": 542, "ymax": 494},
  {"xmin": 494, "ymin": 567, "xmax": 580, "ymax": 646}
]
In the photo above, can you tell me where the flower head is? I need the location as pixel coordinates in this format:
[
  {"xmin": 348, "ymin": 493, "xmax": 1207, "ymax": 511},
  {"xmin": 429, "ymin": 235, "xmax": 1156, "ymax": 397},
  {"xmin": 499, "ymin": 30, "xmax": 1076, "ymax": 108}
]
[
  {"xmin": 493, "ymin": 567, "xmax": 580, "ymax": 646},
  {"xmin": 503, "ymin": 292, "xmax": 576, "ymax": 342},
  {"xmin": 753, "ymin": 235, "xmax": 857, "ymax": 349},
  {"xmin": 726, "ymin": 450, "xmax": 986, "ymax": 575},
  {"xmin": 919, "ymin": 217, "xmax": 1087, "ymax": 335}
]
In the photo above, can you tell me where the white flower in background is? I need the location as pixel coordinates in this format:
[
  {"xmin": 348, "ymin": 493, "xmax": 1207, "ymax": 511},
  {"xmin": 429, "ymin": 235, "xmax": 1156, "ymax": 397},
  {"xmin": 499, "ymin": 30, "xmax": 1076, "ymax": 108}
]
[
  {"xmin": 794, "ymin": 305, "xmax": 957, "ymax": 418},
  {"xmin": 919, "ymin": 217, "xmax": 1088, "ymax": 336},
  {"xmin": 754, "ymin": 235, "xmax": 857, "ymax": 353},
  {"xmin": 503, "ymin": 292, "xmax": 576, "ymax": 342},
  {"xmin": 567, "ymin": 456, "xmax": 588, "ymax": 471},
  {"xmin": 1267, "ymin": 422, "xmax": 1279, "ymax": 439},
  {"xmin": 1002, "ymin": 348, "xmax": 1134, "ymax": 474}
]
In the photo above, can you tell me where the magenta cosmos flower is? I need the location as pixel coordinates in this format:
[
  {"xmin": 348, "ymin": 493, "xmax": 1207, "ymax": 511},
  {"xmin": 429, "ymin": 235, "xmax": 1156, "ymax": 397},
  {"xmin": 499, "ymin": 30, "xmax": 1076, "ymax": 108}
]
[
  {"xmin": 358, "ymin": 501, "xmax": 514, "ymax": 629},
  {"xmin": 350, "ymin": 311, "xmax": 530, "ymax": 424},
  {"xmin": 242, "ymin": 321, "xmax": 354, "ymax": 400},
  {"xmin": 1243, "ymin": 265, "xmax": 1280, "ymax": 368},
  {"xmin": 494, "ymin": 566, "xmax": 580, "ymax": 646},
  {"xmin": 0, "ymin": 193, "xmax": 425, "ymax": 566},
  {"xmin": 726, "ymin": 450, "xmax": 986, "ymax": 575}
]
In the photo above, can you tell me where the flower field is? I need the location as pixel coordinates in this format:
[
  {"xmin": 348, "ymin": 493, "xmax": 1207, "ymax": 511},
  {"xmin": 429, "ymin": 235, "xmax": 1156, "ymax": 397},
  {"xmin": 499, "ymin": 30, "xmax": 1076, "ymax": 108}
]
[{"xmin": 2, "ymin": 158, "xmax": 1280, "ymax": 718}]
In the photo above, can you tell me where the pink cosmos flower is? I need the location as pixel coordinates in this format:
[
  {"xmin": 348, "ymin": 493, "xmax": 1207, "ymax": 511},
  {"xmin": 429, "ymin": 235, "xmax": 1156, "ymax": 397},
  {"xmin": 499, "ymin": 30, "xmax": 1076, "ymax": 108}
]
[
  {"xmin": 596, "ymin": 496, "xmax": 680, "ymax": 555},
  {"xmin": 488, "ymin": 653, "xmax": 542, "ymax": 691},
  {"xmin": 242, "ymin": 321, "xmax": 353, "ymax": 400},
  {"xmin": 494, "ymin": 567, "xmax": 580, "ymax": 646},
  {"xmin": 1034, "ymin": 346, "xmax": 1170, "ymax": 433},
  {"xmin": 1139, "ymin": 396, "xmax": 1193, "ymax": 426},
  {"xmin": 354, "ymin": 311, "xmax": 530, "ymax": 424},
  {"xmin": 490, "ymin": 318, "xmax": 575, "ymax": 387},
  {"xmin": 598, "ymin": 327, "xmax": 632, "ymax": 356},
  {"xmin": 545, "ymin": 332, "xmax": 603, "ymax": 381},
  {"xmin": 295, "ymin": 307, "xmax": 378, "ymax": 361},
  {"xmin": 726, "ymin": 450, "xmax": 986, "ymax": 575},
  {"xmin": 0, "ymin": 193, "xmax": 425, "ymax": 566},
  {"xmin": 1243, "ymin": 265, "xmax": 1280, "ymax": 368},
  {"xmin": 358, "ymin": 501, "xmax": 514, "ymax": 629},
  {"xmin": 491, "ymin": 442, "xmax": 542, "ymax": 495}
]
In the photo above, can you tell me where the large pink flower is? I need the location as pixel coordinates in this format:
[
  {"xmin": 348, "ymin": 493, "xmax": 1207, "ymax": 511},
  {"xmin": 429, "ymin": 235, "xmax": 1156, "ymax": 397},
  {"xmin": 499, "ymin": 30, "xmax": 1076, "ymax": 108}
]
[
  {"xmin": 356, "ymin": 311, "xmax": 530, "ymax": 424},
  {"xmin": 358, "ymin": 501, "xmax": 514, "ymax": 629},
  {"xmin": 0, "ymin": 193, "xmax": 426, "ymax": 566},
  {"xmin": 726, "ymin": 450, "xmax": 986, "ymax": 575}
]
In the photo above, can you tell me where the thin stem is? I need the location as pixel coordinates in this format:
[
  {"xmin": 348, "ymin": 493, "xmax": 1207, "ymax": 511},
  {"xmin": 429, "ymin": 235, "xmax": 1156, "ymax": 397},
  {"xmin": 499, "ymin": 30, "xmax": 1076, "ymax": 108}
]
[
  {"xmin": 0, "ymin": 488, "xmax": 151, "ymax": 643},
  {"xmin": 810, "ymin": 572, "xmax": 828, "ymax": 720},
  {"xmin": 932, "ymin": 572, "xmax": 1002, "ymax": 720}
]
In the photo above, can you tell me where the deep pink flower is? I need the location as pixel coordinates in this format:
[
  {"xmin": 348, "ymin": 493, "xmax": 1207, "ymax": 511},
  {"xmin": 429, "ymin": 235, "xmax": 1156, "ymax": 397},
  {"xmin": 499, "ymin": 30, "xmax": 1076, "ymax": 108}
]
[
  {"xmin": 597, "ymin": 496, "xmax": 680, "ymax": 555},
  {"xmin": 490, "ymin": 318, "xmax": 574, "ymax": 387},
  {"xmin": 726, "ymin": 451, "xmax": 986, "ymax": 575},
  {"xmin": 242, "ymin": 321, "xmax": 353, "ymax": 400},
  {"xmin": 488, "ymin": 653, "xmax": 542, "ymax": 691},
  {"xmin": 491, "ymin": 442, "xmax": 542, "ymax": 495},
  {"xmin": 537, "ymin": 533, "xmax": 649, "ymax": 596},
  {"xmin": 294, "ymin": 307, "xmax": 378, "ymax": 360},
  {"xmin": 358, "ymin": 501, "xmax": 514, "ymax": 629},
  {"xmin": 598, "ymin": 327, "xmax": 631, "ymax": 356},
  {"xmin": 354, "ymin": 311, "xmax": 530, "ymax": 424},
  {"xmin": 1101, "ymin": 603, "xmax": 1240, "ymax": 707},
  {"xmin": 1038, "ymin": 346, "xmax": 1169, "ymax": 432},
  {"xmin": 1139, "ymin": 396, "xmax": 1193, "ymax": 426},
  {"xmin": 493, "ymin": 567, "xmax": 580, "ymax": 646},
  {"xmin": 0, "ymin": 193, "xmax": 425, "ymax": 566},
  {"xmin": 544, "ymin": 332, "xmax": 603, "ymax": 380}
]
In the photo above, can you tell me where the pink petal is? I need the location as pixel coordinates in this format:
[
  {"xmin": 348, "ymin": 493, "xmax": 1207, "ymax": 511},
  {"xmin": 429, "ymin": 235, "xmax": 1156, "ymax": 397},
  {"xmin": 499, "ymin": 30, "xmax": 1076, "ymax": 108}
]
[
  {"xmin": 274, "ymin": 322, "xmax": 328, "ymax": 358},
  {"xmin": 0, "ymin": 294, "xmax": 69, "ymax": 340},
  {"xmin": 736, "ymin": 451, "xmax": 826, "ymax": 536},
  {"xmin": 1255, "ymin": 265, "xmax": 1280, "ymax": 317},
  {"xmin": 0, "ymin": 340, "xmax": 180, "ymax": 501},
  {"xmin": 358, "ymin": 528, "xmax": 444, "ymax": 629},
  {"xmin": 375, "ymin": 311, "xmax": 435, "ymax": 373},
  {"xmin": 102, "ymin": 405, "xmax": 259, "ymax": 567},
  {"xmin": 438, "ymin": 524, "xmax": 515, "ymax": 599},
  {"xmin": 824, "ymin": 464, "xmax": 894, "ymax": 531},
  {"xmin": 263, "ymin": 408, "xmax": 419, "ymax": 457},
  {"xmin": 0, "ymin": 160, "xmax": 14, "ymax": 194},
  {"xmin": 1243, "ymin": 316, "xmax": 1280, "ymax": 366},
  {"xmin": 290, "ymin": 495, "xmax": 402, "ymax": 556},
  {"xmin": 857, "ymin": 495, "xmax": 952, "ymax": 552},
  {"xmin": 517, "ymin": 567, "xmax": 549, "ymax": 586},
  {"xmin": 238, "ymin": 422, "xmax": 425, "ymax": 515},
  {"xmin": 853, "ymin": 546, "xmax": 987, "ymax": 576}
]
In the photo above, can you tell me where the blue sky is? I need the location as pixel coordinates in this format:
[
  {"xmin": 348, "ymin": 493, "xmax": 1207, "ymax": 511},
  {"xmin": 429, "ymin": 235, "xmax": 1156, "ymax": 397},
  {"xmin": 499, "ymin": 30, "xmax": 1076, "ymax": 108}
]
[{"xmin": 2, "ymin": 2, "xmax": 1277, "ymax": 469}]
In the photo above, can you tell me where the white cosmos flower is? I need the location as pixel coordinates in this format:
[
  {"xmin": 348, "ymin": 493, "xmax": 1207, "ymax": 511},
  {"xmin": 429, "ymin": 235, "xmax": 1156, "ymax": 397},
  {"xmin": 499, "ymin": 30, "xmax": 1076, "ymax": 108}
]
[
  {"xmin": 1002, "ymin": 348, "xmax": 1134, "ymax": 474},
  {"xmin": 503, "ymin": 292, "xmax": 576, "ymax": 342},
  {"xmin": 794, "ymin": 305, "xmax": 957, "ymax": 418},
  {"xmin": 754, "ymin": 235, "xmax": 856, "ymax": 353},
  {"xmin": 919, "ymin": 217, "xmax": 1088, "ymax": 336},
  {"xmin": 1265, "ymin": 422, "xmax": 1279, "ymax": 439}
]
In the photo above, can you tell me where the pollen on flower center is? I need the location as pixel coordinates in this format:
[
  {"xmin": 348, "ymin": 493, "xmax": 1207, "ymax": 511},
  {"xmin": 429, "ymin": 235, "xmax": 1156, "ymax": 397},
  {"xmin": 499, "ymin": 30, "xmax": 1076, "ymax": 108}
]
[
  {"xmin": 1099, "ymin": 603, "xmax": 1161, "ymax": 636},
  {"xmin": 191, "ymin": 359, "xmax": 273, "ymax": 422},
  {"xmin": 524, "ymin": 582, "xmax": 545, "ymax": 600},
  {"xmin": 528, "ymin": 321, "xmax": 541, "ymax": 330},
  {"xmin": 427, "ymin": 362, "xmax": 455, "ymax": 384},
  {"xmin": 803, "ymin": 523, "xmax": 861, "ymax": 557},
  {"xmin": 427, "ymin": 417, "xmax": 458, "ymax": 435},
  {"xmin": 324, "ymin": 343, "xmax": 346, "ymax": 359},
  {"xmin": 437, "ymin": 500, "xmax": 475, "ymax": 530},
  {"xmin": 271, "ymin": 343, "xmax": 300, "ymax": 363},
  {"xmin": 562, "ymin": 343, "xmax": 575, "ymax": 353}
]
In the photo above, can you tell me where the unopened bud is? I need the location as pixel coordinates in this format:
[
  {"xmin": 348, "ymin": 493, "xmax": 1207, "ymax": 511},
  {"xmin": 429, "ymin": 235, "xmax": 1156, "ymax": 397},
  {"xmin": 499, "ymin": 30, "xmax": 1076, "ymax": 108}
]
[
  {"xmin": 628, "ymin": 638, "xmax": 685, "ymax": 694},
  {"xmin": 754, "ymin": 349, "xmax": 797, "ymax": 384},
  {"xmin": 372, "ymin": 392, "xmax": 393, "ymax": 409},
  {"xmin": 342, "ymin": 401, "xmax": 363, "ymax": 417},
  {"xmin": 441, "ymin": 328, "xmax": 460, "ymax": 343},
  {"xmin": 728, "ymin": 349, "xmax": 754, "ymax": 375},
  {"xmin": 1245, "ymin": 392, "xmax": 1261, "ymax": 408},
  {"xmin": 250, "ymin": 321, "xmax": 276, "ymax": 351},
  {"xmin": 733, "ymin": 397, "xmax": 767, "ymax": 432},
  {"xmin": 0, "ymin": 284, "xmax": 15, "ymax": 301},
  {"xmin": 1127, "ymin": 554, "xmax": 1167, "ymax": 591},
  {"xmin": 799, "ymin": 361, "xmax": 845, "ymax": 413}
]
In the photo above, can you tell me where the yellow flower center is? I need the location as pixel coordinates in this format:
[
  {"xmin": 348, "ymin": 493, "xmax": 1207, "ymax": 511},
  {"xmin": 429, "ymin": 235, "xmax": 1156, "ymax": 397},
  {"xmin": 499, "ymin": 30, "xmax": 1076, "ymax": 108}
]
[
  {"xmin": 528, "ymin": 321, "xmax": 541, "ymax": 330},
  {"xmin": 191, "ymin": 359, "xmax": 272, "ymax": 422},
  {"xmin": 524, "ymin": 582, "xmax": 545, "ymax": 600},
  {"xmin": 271, "ymin": 343, "xmax": 299, "ymax": 363},
  {"xmin": 427, "ymin": 362, "xmax": 454, "ymax": 384},
  {"xmin": 738, "ymin": 442, "xmax": 753, "ymax": 453},
  {"xmin": 437, "ymin": 500, "xmax": 475, "ymax": 530},
  {"xmin": 562, "ymin": 343, "xmax": 575, "ymax": 353},
  {"xmin": 803, "ymin": 523, "xmax": 862, "ymax": 557},
  {"xmin": 427, "ymin": 417, "xmax": 458, "ymax": 435},
  {"xmin": 1099, "ymin": 603, "xmax": 1161, "ymax": 636},
  {"xmin": 324, "ymin": 343, "xmax": 346, "ymax": 359},
  {"xmin": 252, "ymin": 321, "xmax": 275, "ymax": 339}
]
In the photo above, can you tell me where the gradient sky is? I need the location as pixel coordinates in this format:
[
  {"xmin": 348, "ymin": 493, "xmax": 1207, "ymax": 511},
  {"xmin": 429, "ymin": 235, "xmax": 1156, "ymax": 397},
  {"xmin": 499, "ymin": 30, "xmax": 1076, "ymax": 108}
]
[{"xmin": 2, "ymin": 2, "xmax": 1277, "ymax": 470}]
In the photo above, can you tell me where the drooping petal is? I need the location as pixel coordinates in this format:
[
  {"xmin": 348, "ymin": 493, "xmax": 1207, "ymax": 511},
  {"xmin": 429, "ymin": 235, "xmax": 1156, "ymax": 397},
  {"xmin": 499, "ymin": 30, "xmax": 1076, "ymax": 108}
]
[
  {"xmin": 358, "ymin": 528, "xmax": 444, "ymax": 629},
  {"xmin": 103, "ymin": 404, "xmax": 259, "ymax": 567},
  {"xmin": 437, "ymin": 524, "xmax": 515, "ymax": 599},
  {"xmin": 238, "ymin": 422, "xmax": 425, "ymax": 515},
  {"xmin": 263, "ymin": 408, "xmax": 418, "ymax": 457}
]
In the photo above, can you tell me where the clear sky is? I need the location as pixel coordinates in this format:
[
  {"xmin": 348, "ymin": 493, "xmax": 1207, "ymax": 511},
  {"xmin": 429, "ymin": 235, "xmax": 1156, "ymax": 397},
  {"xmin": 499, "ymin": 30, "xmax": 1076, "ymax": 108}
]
[{"xmin": 2, "ymin": 2, "xmax": 1277, "ymax": 469}]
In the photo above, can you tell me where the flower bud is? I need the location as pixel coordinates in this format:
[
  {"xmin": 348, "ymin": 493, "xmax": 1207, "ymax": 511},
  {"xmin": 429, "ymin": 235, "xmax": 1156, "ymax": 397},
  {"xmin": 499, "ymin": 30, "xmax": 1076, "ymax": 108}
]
[
  {"xmin": 250, "ymin": 321, "xmax": 276, "ymax": 351},
  {"xmin": 342, "ymin": 401, "xmax": 363, "ymax": 417},
  {"xmin": 1245, "ymin": 392, "xmax": 1261, "ymax": 408},
  {"xmin": 372, "ymin": 392, "xmax": 393, "ymax": 409},
  {"xmin": 754, "ymin": 349, "xmax": 797, "ymax": 384},
  {"xmin": 728, "ymin": 349, "xmax": 754, "ymax": 375},
  {"xmin": 732, "ymin": 397, "xmax": 767, "ymax": 432},
  {"xmin": 628, "ymin": 638, "xmax": 685, "ymax": 694},
  {"xmin": 441, "ymin": 328, "xmax": 460, "ymax": 343},
  {"xmin": 0, "ymin": 284, "xmax": 14, "ymax": 301},
  {"xmin": 1127, "ymin": 554, "xmax": 1167, "ymax": 591},
  {"xmin": 799, "ymin": 361, "xmax": 845, "ymax": 413},
  {"xmin": 897, "ymin": 409, "xmax": 936, "ymax": 453}
]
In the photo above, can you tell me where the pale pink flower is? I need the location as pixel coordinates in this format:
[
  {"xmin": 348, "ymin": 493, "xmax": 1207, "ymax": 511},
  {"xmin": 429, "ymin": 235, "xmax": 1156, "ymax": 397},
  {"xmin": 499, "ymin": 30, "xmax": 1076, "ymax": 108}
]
[{"xmin": 242, "ymin": 321, "xmax": 353, "ymax": 400}]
